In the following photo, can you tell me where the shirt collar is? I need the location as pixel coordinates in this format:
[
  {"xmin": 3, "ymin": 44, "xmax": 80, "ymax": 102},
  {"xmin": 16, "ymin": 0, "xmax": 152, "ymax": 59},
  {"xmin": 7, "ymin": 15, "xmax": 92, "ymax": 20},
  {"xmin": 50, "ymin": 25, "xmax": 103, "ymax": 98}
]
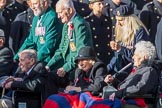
[
  {"xmin": 67, "ymin": 12, "xmax": 76, "ymax": 24},
  {"xmin": 26, "ymin": 65, "xmax": 35, "ymax": 75}
]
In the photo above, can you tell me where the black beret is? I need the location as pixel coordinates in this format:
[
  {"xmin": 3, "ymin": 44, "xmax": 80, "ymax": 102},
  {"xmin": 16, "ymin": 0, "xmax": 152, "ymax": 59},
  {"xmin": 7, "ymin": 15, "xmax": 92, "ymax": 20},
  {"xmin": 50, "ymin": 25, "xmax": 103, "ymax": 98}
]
[
  {"xmin": 89, "ymin": 0, "xmax": 103, "ymax": 4},
  {"xmin": 75, "ymin": 46, "xmax": 96, "ymax": 63},
  {"xmin": 113, "ymin": 5, "xmax": 134, "ymax": 16}
]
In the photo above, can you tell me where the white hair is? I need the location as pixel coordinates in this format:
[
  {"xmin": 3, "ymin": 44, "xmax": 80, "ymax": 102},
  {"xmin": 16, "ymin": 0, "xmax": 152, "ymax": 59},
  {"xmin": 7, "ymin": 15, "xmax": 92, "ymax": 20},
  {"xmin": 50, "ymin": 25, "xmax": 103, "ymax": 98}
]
[
  {"xmin": 135, "ymin": 41, "xmax": 156, "ymax": 60},
  {"xmin": 18, "ymin": 49, "xmax": 37, "ymax": 61},
  {"xmin": 40, "ymin": 0, "xmax": 52, "ymax": 6},
  {"xmin": 56, "ymin": 0, "xmax": 75, "ymax": 11}
]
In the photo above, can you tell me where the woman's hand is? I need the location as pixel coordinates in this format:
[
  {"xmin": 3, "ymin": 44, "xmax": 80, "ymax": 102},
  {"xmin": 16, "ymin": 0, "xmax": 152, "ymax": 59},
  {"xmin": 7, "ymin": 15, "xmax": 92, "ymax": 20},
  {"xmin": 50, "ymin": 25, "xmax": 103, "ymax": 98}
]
[
  {"xmin": 65, "ymin": 85, "xmax": 81, "ymax": 93},
  {"xmin": 104, "ymin": 74, "xmax": 114, "ymax": 83},
  {"xmin": 109, "ymin": 93, "xmax": 115, "ymax": 101},
  {"xmin": 110, "ymin": 41, "xmax": 121, "ymax": 51}
]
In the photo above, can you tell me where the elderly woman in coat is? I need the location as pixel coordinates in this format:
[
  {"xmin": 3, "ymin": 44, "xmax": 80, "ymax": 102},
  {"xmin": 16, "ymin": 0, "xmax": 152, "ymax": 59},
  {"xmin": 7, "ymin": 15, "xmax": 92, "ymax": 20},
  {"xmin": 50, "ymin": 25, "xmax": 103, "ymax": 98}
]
[
  {"xmin": 65, "ymin": 46, "xmax": 107, "ymax": 93},
  {"xmin": 105, "ymin": 41, "xmax": 159, "ymax": 101}
]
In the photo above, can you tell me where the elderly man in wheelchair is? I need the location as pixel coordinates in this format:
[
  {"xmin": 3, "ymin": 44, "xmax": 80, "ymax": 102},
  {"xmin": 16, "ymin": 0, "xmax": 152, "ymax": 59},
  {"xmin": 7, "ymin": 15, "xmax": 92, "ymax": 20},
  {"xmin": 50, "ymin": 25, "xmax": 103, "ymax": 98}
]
[
  {"xmin": 103, "ymin": 41, "xmax": 161, "ymax": 108},
  {"xmin": 0, "ymin": 49, "xmax": 47, "ymax": 108}
]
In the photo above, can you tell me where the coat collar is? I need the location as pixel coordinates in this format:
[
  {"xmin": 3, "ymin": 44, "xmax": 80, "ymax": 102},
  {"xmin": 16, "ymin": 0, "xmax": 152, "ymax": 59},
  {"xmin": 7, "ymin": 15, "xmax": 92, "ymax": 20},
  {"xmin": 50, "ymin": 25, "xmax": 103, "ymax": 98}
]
[{"xmin": 68, "ymin": 12, "xmax": 76, "ymax": 24}]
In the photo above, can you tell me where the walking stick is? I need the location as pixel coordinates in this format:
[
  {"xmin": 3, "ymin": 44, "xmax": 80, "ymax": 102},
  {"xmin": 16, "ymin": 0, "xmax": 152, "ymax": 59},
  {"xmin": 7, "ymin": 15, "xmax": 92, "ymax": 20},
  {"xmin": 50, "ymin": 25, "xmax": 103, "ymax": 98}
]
[{"xmin": 1, "ymin": 88, "xmax": 5, "ymax": 99}]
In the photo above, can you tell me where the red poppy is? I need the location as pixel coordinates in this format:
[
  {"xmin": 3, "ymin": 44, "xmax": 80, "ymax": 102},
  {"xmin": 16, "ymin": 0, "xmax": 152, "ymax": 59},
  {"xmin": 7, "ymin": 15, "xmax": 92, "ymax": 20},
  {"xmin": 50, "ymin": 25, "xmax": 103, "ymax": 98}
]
[
  {"xmin": 131, "ymin": 67, "xmax": 136, "ymax": 74},
  {"xmin": 69, "ymin": 23, "xmax": 74, "ymax": 30}
]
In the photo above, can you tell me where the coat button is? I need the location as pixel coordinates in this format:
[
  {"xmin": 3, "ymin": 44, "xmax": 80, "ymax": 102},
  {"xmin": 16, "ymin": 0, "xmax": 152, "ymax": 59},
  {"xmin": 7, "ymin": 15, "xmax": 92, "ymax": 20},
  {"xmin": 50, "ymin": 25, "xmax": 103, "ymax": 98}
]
[
  {"xmin": 94, "ymin": 35, "xmax": 97, "ymax": 39},
  {"xmin": 91, "ymin": 19, "xmax": 94, "ymax": 22},
  {"xmin": 81, "ymin": 8, "xmax": 85, "ymax": 11},
  {"xmin": 79, "ymin": 0, "xmax": 83, "ymax": 3},
  {"xmin": 95, "ymin": 44, "xmax": 99, "ymax": 47}
]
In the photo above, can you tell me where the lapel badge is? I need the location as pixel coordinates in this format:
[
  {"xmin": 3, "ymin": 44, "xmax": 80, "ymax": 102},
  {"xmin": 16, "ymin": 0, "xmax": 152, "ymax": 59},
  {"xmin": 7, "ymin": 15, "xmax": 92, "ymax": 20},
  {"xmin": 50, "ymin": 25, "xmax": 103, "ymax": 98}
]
[
  {"xmin": 40, "ymin": 37, "xmax": 45, "ymax": 44},
  {"xmin": 117, "ymin": 11, "xmax": 120, "ymax": 16}
]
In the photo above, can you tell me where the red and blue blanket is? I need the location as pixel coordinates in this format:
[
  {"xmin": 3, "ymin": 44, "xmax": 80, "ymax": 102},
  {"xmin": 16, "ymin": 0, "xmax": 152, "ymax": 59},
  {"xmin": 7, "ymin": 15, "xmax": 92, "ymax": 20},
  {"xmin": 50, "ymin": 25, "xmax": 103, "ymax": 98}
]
[{"xmin": 43, "ymin": 92, "xmax": 146, "ymax": 108}]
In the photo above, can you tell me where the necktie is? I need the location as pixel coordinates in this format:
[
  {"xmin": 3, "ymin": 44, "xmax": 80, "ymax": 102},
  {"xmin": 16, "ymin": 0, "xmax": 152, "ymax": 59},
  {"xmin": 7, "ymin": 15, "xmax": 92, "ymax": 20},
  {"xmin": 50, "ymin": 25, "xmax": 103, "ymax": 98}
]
[{"xmin": 23, "ymin": 74, "xmax": 28, "ymax": 80}]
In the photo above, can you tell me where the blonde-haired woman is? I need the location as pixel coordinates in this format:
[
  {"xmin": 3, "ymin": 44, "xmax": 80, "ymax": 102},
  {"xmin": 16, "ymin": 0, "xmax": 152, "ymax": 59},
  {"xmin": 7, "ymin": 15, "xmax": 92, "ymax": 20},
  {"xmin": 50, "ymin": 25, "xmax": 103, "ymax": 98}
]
[
  {"xmin": 107, "ymin": 5, "xmax": 150, "ymax": 87},
  {"xmin": 114, "ymin": 14, "xmax": 149, "ymax": 48}
]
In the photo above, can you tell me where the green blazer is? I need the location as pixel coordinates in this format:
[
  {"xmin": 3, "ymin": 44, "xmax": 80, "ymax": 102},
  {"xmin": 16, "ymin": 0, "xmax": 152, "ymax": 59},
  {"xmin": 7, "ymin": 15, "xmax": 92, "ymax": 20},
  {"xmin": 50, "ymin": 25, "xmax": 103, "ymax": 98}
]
[
  {"xmin": 14, "ymin": 7, "xmax": 63, "ymax": 64},
  {"xmin": 47, "ymin": 14, "xmax": 93, "ymax": 73}
]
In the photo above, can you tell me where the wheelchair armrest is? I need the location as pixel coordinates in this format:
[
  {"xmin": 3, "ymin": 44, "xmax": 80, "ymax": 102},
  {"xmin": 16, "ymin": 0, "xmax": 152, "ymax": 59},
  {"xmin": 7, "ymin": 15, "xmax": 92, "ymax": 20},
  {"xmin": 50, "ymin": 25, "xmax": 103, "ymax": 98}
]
[
  {"xmin": 91, "ymin": 91, "xmax": 102, "ymax": 97},
  {"xmin": 12, "ymin": 90, "xmax": 40, "ymax": 98},
  {"xmin": 124, "ymin": 93, "xmax": 155, "ymax": 99},
  {"xmin": 13, "ymin": 89, "xmax": 33, "ymax": 93}
]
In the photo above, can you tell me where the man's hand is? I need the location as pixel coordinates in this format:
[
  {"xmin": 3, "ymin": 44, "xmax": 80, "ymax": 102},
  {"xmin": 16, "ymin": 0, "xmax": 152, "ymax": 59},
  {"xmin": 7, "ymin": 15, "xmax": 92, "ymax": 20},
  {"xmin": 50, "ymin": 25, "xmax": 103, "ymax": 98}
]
[
  {"xmin": 4, "ymin": 81, "xmax": 13, "ymax": 89},
  {"xmin": 1, "ymin": 76, "xmax": 14, "ymax": 88},
  {"xmin": 45, "ymin": 66, "xmax": 50, "ymax": 72},
  {"xmin": 57, "ymin": 67, "xmax": 66, "ymax": 77},
  {"xmin": 14, "ymin": 78, "xmax": 23, "ymax": 81}
]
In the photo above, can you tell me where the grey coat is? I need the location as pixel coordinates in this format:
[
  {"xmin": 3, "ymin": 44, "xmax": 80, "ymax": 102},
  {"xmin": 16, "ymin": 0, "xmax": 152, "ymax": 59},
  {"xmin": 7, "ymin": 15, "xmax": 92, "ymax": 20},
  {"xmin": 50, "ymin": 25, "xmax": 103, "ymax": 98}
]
[{"xmin": 115, "ymin": 62, "xmax": 159, "ymax": 98}]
